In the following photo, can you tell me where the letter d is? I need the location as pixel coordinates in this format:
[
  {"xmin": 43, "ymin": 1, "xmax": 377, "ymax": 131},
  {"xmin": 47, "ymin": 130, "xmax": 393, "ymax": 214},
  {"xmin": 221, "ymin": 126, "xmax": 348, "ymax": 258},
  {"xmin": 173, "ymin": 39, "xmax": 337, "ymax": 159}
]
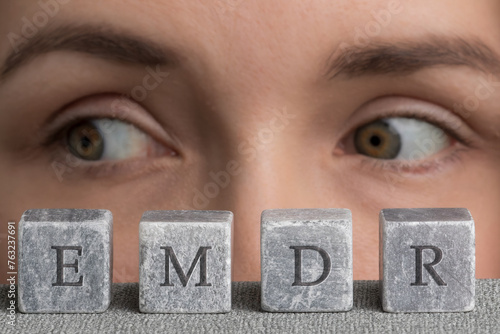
[{"xmin": 290, "ymin": 246, "xmax": 331, "ymax": 286}]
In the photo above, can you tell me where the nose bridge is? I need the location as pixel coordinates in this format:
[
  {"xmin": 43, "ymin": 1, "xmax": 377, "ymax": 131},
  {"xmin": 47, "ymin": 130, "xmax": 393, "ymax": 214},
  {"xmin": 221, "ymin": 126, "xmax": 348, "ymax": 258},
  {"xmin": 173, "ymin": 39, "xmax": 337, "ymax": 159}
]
[
  {"xmin": 194, "ymin": 128, "xmax": 289, "ymax": 211},
  {"xmin": 212, "ymin": 104, "xmax": 302, "ymax": 203}
]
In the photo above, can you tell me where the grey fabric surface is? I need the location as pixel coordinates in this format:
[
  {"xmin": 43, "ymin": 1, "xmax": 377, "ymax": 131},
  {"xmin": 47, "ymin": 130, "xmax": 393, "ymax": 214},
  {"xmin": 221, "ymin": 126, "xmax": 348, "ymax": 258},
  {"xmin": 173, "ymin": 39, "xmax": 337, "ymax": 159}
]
[{"xmin": 1, "ymin": 280, "xmax": 499, "ymax": 333}]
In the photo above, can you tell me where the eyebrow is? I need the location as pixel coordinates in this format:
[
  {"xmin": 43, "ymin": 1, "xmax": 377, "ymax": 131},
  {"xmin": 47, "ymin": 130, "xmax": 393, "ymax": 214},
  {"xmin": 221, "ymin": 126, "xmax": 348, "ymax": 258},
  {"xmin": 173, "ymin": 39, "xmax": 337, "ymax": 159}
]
[
  {"xmin": 325, "ymin": 37, "xmax": 500, "ymax": 79},
  {"xmin": 1, "ymin": 24, "xmax": 178, "ymax": 78}
]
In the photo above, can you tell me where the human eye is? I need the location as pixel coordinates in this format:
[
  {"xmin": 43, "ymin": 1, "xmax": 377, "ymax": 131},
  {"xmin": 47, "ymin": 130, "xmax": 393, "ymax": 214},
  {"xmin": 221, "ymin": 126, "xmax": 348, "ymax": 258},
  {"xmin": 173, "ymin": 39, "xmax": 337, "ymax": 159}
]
[
  {"xmin": 353, "ymin": 117, "xmax": 449, "ymax": 160},
  {"xmin": 336, "ymin": 97, "xmax": 477, "ymax": 173},
  {"xmin": 66, "ymin": 118, "xmax": 167, "ymax": 161},
  {"xmin": 43, "ymin": 94, "xmax": 179, "ymax": 178}
]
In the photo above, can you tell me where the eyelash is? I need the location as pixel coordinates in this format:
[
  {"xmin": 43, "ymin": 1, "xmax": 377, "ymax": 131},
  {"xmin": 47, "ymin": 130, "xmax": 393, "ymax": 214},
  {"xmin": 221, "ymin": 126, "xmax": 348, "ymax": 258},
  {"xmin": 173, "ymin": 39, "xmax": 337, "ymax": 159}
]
[
  {"xmin": 42, "ymin": 118, "xmax": 86, "ymax": 148},
  {"xmin": 368, "ymin": 110, "xmax": 474, "ymax": 147},
  {"xmin": 47, "ymin": 140, "xmax": 177, "ymax": 181},
  {"xmin": 42, "ymin": 116, "xmax": 176, "ymax": 179},
  {"xmin": 360, "ymin": 148, "xmax": 468, "ymax": 175},
  {"xmin": 351, "ymin": 110, "xmax": 473, "ymax": 175}
]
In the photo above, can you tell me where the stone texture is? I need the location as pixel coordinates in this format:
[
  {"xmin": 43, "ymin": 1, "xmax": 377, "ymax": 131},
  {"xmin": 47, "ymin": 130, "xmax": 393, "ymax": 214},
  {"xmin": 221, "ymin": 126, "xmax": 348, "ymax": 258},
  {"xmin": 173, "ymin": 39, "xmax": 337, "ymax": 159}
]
[
  {"xmin": 261, "ymin": 208, "xmax": 353, "ymax": 312},
  {"xmin": 139, "ymin": 210, "xmax": 232, "ymax": 313},
  {"xmin": 18, "ymin": 209, "xmax": 113, "ymax": 313},
  {"xmin": 380, "ymin": 208, "xmax": 475, "ymax": 313}
]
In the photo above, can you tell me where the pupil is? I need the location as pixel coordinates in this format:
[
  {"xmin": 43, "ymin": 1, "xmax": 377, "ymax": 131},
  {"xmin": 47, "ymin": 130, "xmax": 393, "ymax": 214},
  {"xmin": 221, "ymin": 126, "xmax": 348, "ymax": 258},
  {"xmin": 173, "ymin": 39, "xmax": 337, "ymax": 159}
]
[
  {"xmin": 67, "ymin": 121, "xmax": 104, "ymax": 161},
  {"xmin": 370, "ymin": 135, "xmax": 381, "ymax": 147},
  {"xmin": 354, "ymin": 119, "xmax": 401, "ymax": 159},
  {"xmin": 81, "ymin": 137, "xmax": 91, "ymax": 149}
]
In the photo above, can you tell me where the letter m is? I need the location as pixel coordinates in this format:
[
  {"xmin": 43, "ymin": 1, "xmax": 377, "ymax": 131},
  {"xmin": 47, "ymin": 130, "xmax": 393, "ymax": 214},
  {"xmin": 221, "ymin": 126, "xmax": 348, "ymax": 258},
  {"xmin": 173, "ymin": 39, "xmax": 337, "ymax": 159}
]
[{"xmin": 160, "ymin": 246, "xmax": 212, "ymax": 287}]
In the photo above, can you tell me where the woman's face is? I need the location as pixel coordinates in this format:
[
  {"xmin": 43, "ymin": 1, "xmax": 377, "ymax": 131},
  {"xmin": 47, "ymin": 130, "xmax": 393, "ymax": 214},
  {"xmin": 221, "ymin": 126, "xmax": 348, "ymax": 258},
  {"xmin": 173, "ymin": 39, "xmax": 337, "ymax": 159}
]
[{"xmin": 1, "ymin": 0, "xmax": 500, "ymax": 282}]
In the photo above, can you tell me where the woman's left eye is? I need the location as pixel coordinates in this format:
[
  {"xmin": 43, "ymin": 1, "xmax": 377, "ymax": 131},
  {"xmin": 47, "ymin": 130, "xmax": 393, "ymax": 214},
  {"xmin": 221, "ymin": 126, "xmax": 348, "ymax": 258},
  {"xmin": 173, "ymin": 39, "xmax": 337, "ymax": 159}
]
[
  {"xmin": 352, "ymin": 117, "xmax": 450, "ymax": 160},
  {"xmin": 66, "ymin": 118, "xmax": 170, "ymax": 161}
]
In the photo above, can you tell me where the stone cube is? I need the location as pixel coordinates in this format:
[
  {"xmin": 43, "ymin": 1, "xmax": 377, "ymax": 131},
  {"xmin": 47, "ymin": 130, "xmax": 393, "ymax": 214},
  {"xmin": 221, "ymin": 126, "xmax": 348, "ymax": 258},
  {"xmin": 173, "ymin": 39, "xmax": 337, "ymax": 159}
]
[
  {"xmin": 261, "ymin": 208, "xmax": 353, "ymax": 312},
  {"xmin": 139, "ymin": 210, "xmax": 232, "ymax": 313},
  {"xmin": 18, "ymin": 209, "xmax": 113, "ymax": 313},
  {"xmin": 380, "ymin": 208, "xmax": 475, "ymax": 313}
]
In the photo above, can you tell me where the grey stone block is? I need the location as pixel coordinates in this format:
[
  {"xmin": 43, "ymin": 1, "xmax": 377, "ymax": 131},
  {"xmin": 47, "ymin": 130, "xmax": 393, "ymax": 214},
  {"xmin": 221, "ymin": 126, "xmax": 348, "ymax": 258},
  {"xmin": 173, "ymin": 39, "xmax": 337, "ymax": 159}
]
[
  {"xmin": 139, "ymin": 210, "xmax": 232, "ymax": 313},
  {"xmin": 380, "ymin": 208, "xmax": 475, "ymax": 313},
  {"xmin": 261, "ymin": 208, "xmax": 353, "ymax": 312},
  {"xmin": 18, "ymin": 209, "xmax": 113, "ymax": 313}
]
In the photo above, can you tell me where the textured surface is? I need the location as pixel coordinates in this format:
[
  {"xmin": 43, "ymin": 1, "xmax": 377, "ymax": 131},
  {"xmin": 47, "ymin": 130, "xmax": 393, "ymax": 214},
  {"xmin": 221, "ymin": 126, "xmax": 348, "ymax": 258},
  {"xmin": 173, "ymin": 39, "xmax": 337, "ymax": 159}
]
[
  {"xmin": 380, "ymin": 208, "xmax": 475, "ymax": 313},
  {"xmin": 261, "ymin": 208, "xmax": 353, "ymax": 312},
  {"xmin": 2, "ymin": 280, "xmax": 500, "ymax": 333},
  {"xmin": 139, "ymin": 210, "xmax": 232, "ymax": 313},
  {"xmin": 18, "ymin": 209, "xmax": 113, "ymax": 313}
]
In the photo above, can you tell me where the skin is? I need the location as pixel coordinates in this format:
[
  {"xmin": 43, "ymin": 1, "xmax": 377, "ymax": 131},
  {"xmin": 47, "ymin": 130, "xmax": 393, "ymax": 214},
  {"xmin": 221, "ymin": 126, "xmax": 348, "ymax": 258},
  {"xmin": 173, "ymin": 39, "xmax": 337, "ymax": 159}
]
[{"xmin": 1, "ymin": 0, "xmax": 500, "ymax": 283}]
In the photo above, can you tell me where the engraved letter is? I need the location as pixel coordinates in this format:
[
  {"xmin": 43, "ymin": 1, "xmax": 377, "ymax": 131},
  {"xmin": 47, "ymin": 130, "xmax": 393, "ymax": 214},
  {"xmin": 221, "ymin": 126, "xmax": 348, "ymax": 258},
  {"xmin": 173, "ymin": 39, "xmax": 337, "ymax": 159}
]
[
  {"xmin": 290, "ymin": 246, "xmax": 331, "ymax": 286},
  {"xmin": 160, "ymin": 246, "xmax": 212, "ymax": 287},
  {"xmin": 410, "ymin": 245, "xmax": 447, "ymax": 286},
  {"xmin": 51, "ymin": 246, "xmax": 84, "ymax": 286}
]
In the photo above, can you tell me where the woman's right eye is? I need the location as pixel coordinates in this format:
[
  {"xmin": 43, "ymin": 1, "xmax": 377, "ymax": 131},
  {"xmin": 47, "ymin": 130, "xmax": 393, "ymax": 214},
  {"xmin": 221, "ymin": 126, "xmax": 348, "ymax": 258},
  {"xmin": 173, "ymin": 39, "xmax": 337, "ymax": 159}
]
[
  {"xmin": 67, "ymin": 120, "xmax": 104, "ymax": 160},
  {"xmin": 67, "ymin": 118, "xmax": 173, "ymax": 161}
]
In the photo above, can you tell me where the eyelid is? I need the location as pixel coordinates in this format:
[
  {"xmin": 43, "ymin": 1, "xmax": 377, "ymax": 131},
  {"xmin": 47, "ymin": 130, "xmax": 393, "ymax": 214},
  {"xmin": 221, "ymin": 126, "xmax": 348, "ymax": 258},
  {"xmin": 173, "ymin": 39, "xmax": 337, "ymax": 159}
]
[
  {"xmin": 342, "ymin": 96, "xmax": 481, "ymax": 148},
  {"xmin": 42, "ymin": 94, "xmax": 182, "ymax": 155},
  {"xmin": 359, "ymin": 147, "xmax": 469, "ymax": 176}
]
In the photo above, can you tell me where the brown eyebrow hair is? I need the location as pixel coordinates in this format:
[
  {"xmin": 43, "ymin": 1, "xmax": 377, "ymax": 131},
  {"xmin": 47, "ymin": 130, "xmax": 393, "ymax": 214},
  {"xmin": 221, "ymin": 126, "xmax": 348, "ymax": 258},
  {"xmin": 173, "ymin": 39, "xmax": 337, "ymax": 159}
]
[
  {"xmin": 1, "ymin": 24, "xmax": 178, "ymax": 78},
  {"xmin": 3, "ymin": 25, "xmax": 499, "ymax": 83},
  {"xmin": 325, "ymin": 36, "xmax": 500, "ymax": 79}
]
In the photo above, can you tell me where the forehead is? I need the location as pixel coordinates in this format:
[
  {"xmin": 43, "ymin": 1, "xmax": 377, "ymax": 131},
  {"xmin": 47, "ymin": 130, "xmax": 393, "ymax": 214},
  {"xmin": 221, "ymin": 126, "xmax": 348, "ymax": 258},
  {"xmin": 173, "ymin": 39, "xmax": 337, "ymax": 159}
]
[
  {"xmin": 1, "ymin": 0, "xmax": 499, "ymax": 87},
  {"xmin": 3, "ymin": 1, "xmax": 499, "ymax": 49}
]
